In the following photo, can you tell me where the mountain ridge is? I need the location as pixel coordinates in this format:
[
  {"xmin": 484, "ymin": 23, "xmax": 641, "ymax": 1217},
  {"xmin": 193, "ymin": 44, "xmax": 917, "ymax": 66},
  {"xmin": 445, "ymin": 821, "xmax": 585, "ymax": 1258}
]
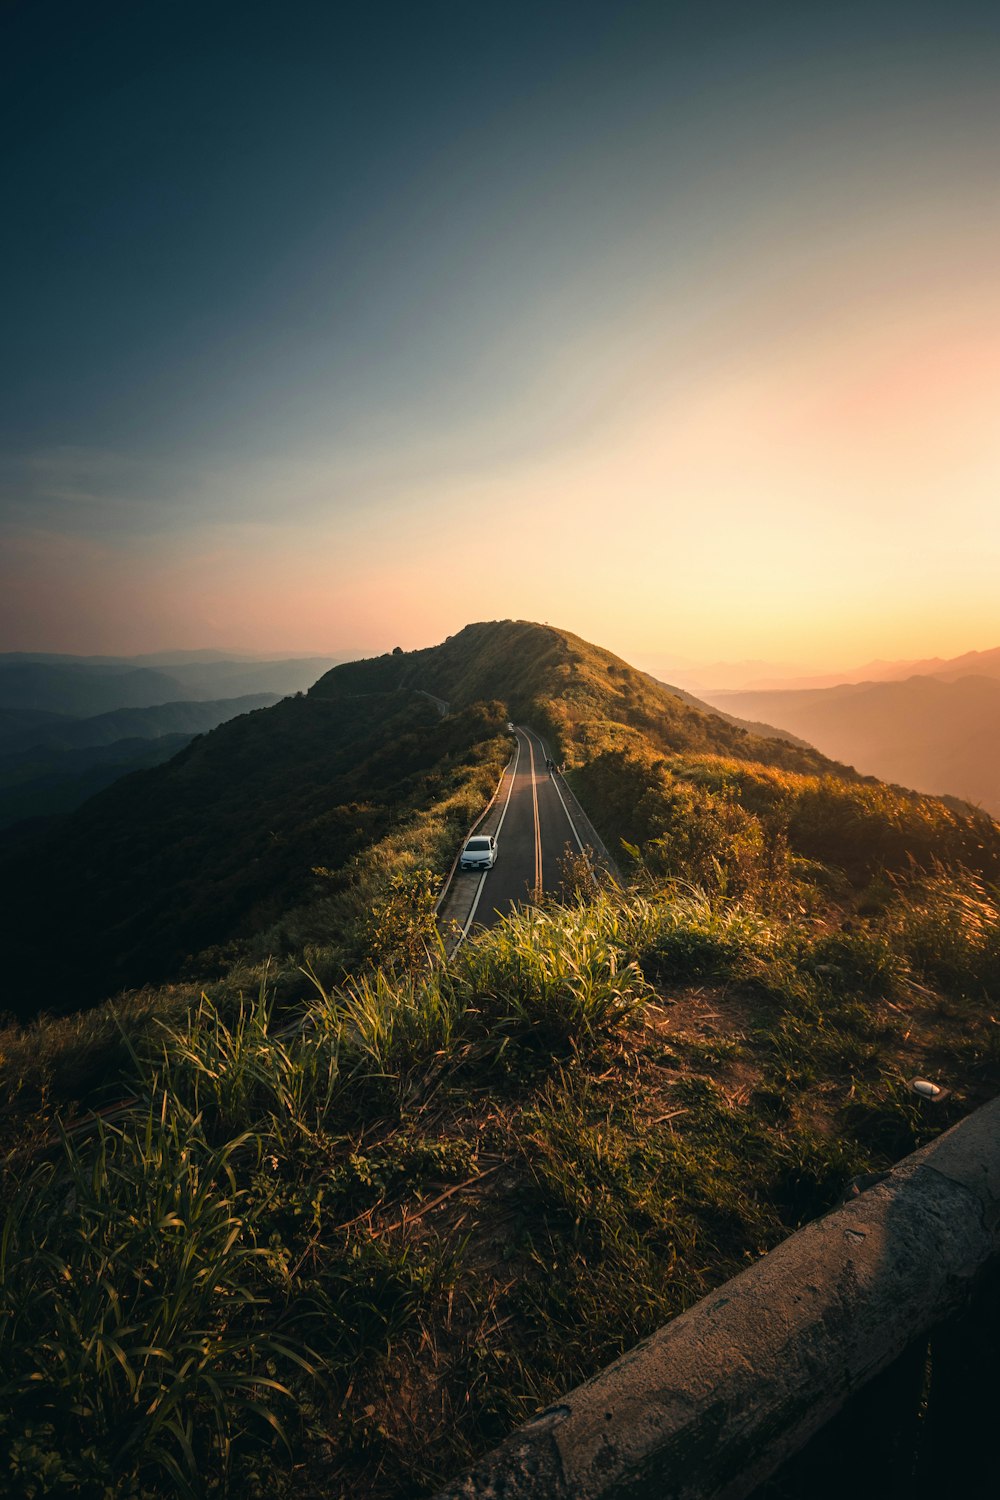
[
  {"xmin": 0, "ymin": 655, "xmax": 350, "ymax": 717},
  {"xmin": 0, "ymin": 695, "xmax": 286, "ymax": 832},
  {"xmin": 312, "ymin": 621, "xmax": 837, "ymax": 777},
  {"xmin": 4, "ymin": 618, "xmax": 997, "ymax": 1018},
  {"xmin": 701, "ymin": 641, "xmax": 1000, "ymax": 693}
]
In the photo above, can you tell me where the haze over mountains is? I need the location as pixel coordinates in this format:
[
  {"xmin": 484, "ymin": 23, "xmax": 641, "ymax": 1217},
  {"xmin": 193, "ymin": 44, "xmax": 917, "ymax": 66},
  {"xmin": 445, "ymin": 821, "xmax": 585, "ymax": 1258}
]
[
  {"xmin": 7, "ymin": 634, "xmax": 997, "ymax": 840},
  {"xmin": 706, "ymin": 642, "xmax": 1000, "ymax": 815},
  {"xmin": 644, "ymin": 644, "xmax": 1000, "ymax": 695},
  {"xmin": 0, "ymin": 652, "xmax": 350, "ymax": 829},
  {"xmin": 648, "ymin": 678, "xmax": 813, "ymax": 751},
  {"xmin": 0, "ymin": 652, "xmax": 349, "ymax": 715},
  {"xmin": 0, "ymin": 696, "xmax": 282, "ymax": 830}
]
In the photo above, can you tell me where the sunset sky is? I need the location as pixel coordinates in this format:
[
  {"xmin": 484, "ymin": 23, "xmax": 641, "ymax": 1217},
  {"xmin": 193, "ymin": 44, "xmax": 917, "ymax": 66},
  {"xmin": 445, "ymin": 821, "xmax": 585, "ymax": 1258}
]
[{"xmin": 3, "ymin": 0, "xmax": 999, "ymax": 670}]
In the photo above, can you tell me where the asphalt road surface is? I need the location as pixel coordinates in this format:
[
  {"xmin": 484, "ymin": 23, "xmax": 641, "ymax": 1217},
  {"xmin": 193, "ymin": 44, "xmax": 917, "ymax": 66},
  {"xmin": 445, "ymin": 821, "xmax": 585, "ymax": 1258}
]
[{"xmin": 445, "ymin": 726, "xmax": 585, "ymax": 941}]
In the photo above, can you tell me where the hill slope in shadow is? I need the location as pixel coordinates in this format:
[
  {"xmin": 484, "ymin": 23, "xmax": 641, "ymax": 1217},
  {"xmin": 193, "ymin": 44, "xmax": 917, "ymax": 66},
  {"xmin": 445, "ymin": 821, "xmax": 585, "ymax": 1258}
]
[{"xmin": 1, "ymin": 689, "xmax": 507, "ymax": 1013}]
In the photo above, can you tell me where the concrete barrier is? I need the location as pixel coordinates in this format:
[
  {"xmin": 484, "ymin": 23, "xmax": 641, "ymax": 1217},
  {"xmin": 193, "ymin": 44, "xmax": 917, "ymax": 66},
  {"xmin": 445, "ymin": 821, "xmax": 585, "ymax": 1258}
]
[{"xmin": 433, "ymin": 1094, "xmax": 1000, "ymax": 1500}]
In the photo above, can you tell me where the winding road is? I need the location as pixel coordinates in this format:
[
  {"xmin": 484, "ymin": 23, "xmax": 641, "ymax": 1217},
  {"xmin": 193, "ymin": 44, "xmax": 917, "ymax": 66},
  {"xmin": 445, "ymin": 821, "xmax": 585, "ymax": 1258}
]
[{"xmin": 437, "ymin": 727, "xmax": 586, "ymax": 945}]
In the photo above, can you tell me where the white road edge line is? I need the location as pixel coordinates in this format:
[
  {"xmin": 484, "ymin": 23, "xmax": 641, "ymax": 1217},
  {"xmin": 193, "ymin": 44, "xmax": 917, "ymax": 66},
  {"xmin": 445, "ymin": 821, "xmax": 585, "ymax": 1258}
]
[
  {"xmin": 455, "ymin": 730, "xmax": 522, "ymax": 948},
  {"xmin": 493, "ymin": 730, "xmax": 522, "ymax": 842},
  {"xmin": 435, "ymin": 739, "xmax": 517, "ymax": 915},
  {"xmin": 525, "ymin": 728, "xmax": 542, "ymax": 892},
  {"xmin": 525, "ymin": 727, "xmax": 585, "ymax": 855},
  {"xmin": 459, "ymin": 870, "xmax": 489, "ymax": 943}
]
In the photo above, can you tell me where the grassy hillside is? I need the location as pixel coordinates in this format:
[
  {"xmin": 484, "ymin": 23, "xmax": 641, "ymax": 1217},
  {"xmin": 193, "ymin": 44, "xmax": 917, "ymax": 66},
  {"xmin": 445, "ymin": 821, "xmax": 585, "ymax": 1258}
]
[
  {"xmin": 7, "ymin": 618, "xmax": 999, "ymax": 1017},
  {"xmin": 314, "ymin": 622, "xmax": 1000, "ymax": 889},
  {"xmin": 0, "ymin": 692, "xmax": 508, "ymax": 1014},
  {"xmin": 2, "ymin": 619, "xmax": 999, "ymax": 1497},
  {"xmin": 313, "ymin": 620, "xmax": 840, "ymax": 773},
  {"xmin": 2, "ymin": 791, "xmax": 998, "ymax": 1497},
  {"xmin": 1, "ymin": 619, "xmax": 839, "ymax": 1020}
]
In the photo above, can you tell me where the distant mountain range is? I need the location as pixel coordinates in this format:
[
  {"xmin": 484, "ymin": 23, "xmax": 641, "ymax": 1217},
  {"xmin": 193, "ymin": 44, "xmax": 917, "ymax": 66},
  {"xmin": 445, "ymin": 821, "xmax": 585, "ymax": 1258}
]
[
  {"xmin": 0, "ymin": 653, "xmax": 356, "ymax": 831},
  {"xmin": 0, "ymin": 693, "xmax": 281, "ymax": 755},
  {"xmin": 647, "ymin": 677, "xmax": 813, "ymax": 750},
  {"xmin": 0, "ymin": 653, "xmax": 350, "ymax": 716},
  {"xmin": 709, "ymin": 654, "xmax": 1000, "ymax": 814},
  {"xmin": 0, "ymin": 694, "xmax": 282, "ymax": 831},
  {"xmin": 663, "ymin": 642, "xmax": 1000, "ymax": 694}
]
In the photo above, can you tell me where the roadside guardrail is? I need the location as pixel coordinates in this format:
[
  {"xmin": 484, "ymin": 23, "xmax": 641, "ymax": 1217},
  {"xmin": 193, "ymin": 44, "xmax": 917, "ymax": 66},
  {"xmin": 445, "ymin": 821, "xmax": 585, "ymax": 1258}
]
[{"xmin": 432, "ymin": 1093, "xmax": 1000, "ymax": 1500}]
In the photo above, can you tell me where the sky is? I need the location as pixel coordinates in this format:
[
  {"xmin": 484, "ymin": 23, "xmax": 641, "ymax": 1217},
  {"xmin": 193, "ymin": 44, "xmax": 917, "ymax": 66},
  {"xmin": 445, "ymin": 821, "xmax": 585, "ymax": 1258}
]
[{"xmin": 3, "ymin": 0, "xmax": 1000, "ymax": 671}]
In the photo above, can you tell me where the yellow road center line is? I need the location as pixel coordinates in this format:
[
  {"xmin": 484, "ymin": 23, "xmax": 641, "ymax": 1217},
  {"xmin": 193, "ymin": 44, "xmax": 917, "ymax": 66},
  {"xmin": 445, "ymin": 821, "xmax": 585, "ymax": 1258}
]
[{"xmin": 527, "ymin": 732, "xmax": 542, "ymax": 895}]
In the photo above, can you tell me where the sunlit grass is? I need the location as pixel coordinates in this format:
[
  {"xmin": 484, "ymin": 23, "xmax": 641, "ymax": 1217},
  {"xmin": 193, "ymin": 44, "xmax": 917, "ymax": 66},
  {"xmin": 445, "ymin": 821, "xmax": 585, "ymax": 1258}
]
[{"xmin": 2, "ymin": 836, "xmax": 999, "ymax": 1496}]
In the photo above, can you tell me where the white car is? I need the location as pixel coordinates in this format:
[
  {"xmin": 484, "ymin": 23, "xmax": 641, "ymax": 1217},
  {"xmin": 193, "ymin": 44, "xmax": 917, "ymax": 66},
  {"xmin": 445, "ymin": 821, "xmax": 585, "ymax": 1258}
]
[{"xmin": 460, "ymin": 834, "xmax": 498, "ymax": 871}]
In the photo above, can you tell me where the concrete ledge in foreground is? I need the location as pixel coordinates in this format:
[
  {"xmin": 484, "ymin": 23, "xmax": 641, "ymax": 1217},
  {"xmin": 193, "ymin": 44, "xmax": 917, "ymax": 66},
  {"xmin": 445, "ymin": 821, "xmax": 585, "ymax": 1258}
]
[{"xmin": 432, "ymin": 1094, "xmax": 1000, "ymax": 1500}]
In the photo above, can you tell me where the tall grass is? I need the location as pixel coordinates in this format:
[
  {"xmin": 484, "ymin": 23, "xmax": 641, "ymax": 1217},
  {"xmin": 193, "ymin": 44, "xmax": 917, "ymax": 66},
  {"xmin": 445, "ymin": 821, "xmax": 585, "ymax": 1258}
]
[
  {"xmin": 638, "ymin": 889, "xmax": 779, "ymax": 982},
  {"xmin": 4, "ymin": 849, "xmax": 997, "ymax": 1497},
  {"xmin": 889, "ymin": 872, "xmax": 1000, "ymax": 997},
  {"xmin": 458, "ymin": 898, "xmax": 653, "ymax": 1049},
  {"xmin": 0, "ymin": 1097, "xmax": 311, "ymax": 1496},
  {"xmin": 153, "ymin": 984, "xmax": 343, "ymax": 1155},
  {"xmin": 325, "ymin": 966, "xmax": 465, "ymax": 1102}
]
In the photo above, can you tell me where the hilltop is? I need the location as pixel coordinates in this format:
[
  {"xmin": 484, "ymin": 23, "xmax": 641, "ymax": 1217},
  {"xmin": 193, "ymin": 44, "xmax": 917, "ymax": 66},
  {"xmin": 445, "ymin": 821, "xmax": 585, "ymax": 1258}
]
[
  {"xmin": 0, "ymin": 621, "xmax": 843, "ymax": 1014},
  {"xmin": 311, "ymin": 620, "xmax": 832, "ymax": 775}
]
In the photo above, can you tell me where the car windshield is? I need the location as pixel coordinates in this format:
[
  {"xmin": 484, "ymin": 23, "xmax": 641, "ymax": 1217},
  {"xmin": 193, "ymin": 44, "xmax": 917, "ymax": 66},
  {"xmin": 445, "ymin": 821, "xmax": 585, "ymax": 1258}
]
[{"xmin": 466, "ymin": 838, "xmax": 491, "ymax": 851}]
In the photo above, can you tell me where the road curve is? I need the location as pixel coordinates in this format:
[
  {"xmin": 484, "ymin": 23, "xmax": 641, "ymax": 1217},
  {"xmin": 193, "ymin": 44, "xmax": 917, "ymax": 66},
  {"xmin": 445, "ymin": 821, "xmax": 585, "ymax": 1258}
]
[{"xmin": 442, "ymin": 727, "xmax": 586, "ymax": 943}]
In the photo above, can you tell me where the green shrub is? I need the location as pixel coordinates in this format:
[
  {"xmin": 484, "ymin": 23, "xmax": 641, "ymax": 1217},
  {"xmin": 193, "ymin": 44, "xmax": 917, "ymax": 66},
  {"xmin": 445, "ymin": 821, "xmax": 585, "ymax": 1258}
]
[{"xmin": 361, "ymin": 867, "xmax": 442, "ymax": 973}]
